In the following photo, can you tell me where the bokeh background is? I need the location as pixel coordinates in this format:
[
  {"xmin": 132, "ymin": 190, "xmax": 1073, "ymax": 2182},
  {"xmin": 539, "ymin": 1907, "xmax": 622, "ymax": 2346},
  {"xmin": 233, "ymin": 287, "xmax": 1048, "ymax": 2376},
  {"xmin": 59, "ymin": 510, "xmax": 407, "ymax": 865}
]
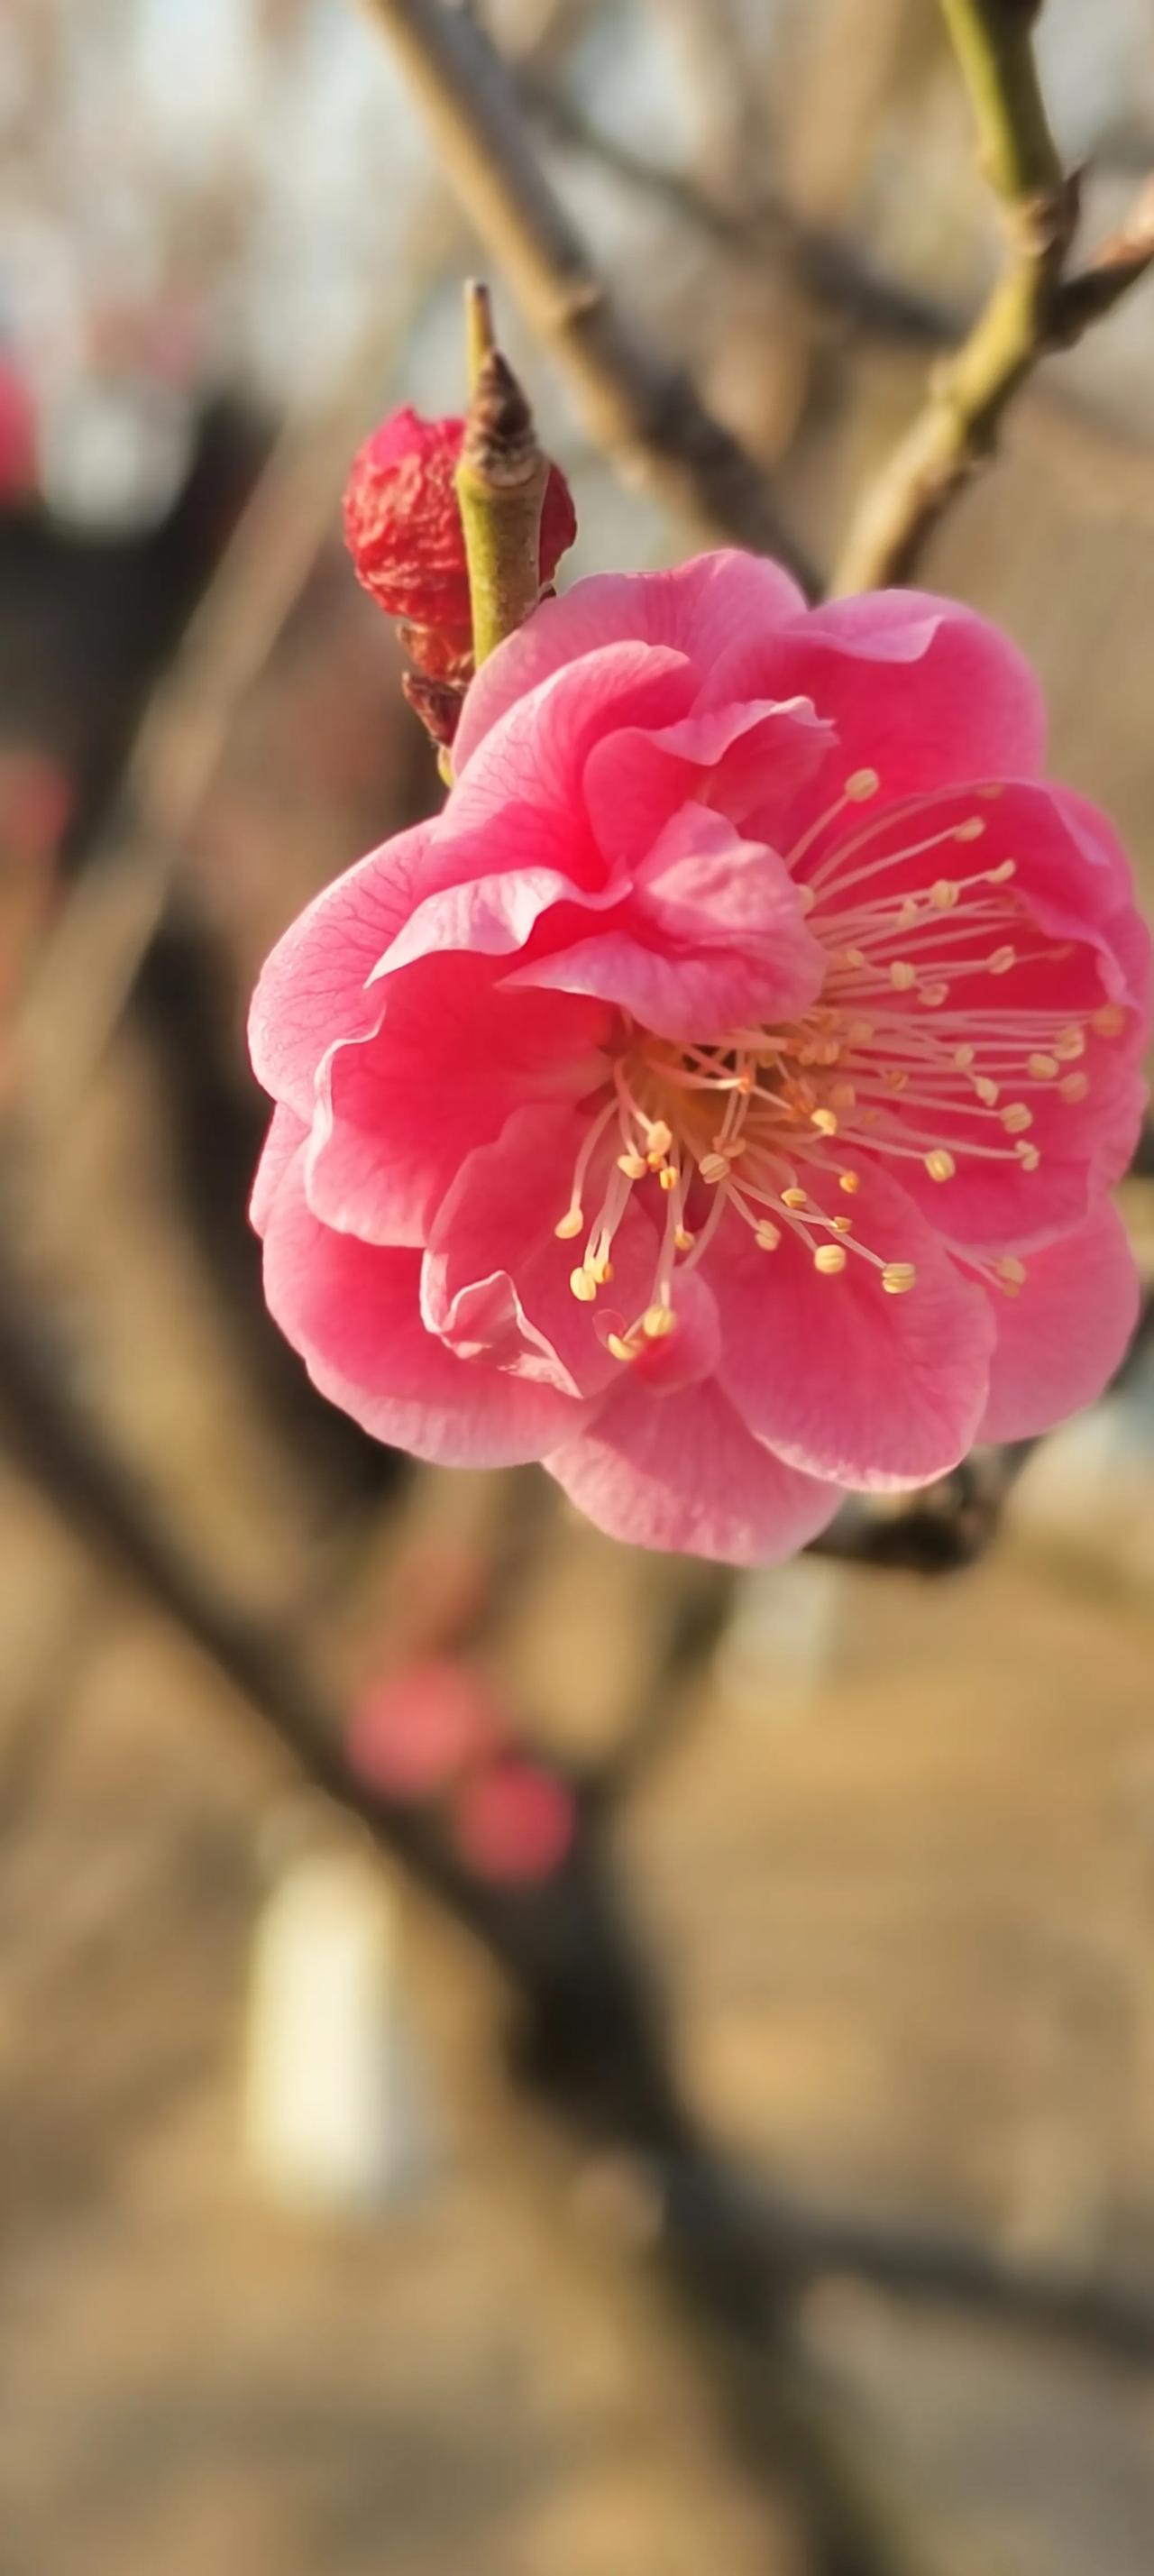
[{"xmin": 2, "ymin": 5, "xmax": 1154, "ymax": 2572}]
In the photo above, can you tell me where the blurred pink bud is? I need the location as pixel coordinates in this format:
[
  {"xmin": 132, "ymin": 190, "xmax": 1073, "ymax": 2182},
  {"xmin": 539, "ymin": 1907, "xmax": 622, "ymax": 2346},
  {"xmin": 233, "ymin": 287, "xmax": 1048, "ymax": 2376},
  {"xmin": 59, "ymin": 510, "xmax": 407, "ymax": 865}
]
[
  {"xmin": 452, "ymin": 1757, "xmax": 576, "ymax": 1884},
  {"xmin": 0, "ymin": 361, "xmax": 37, "ymax": 503},
  {"xmin": 348, "ymin": 1657, "xmax": 502, "ymax": 1801}
]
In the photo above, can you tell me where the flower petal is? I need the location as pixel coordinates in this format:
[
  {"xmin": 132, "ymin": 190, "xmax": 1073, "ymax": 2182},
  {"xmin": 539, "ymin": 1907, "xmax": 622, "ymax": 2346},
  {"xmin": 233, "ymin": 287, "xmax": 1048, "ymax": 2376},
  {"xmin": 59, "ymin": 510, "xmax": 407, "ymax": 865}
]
[
  {"xmin": 421, "ymin": 1102, "xmax": 659, "ymax": 1400},
  {"xmin": 249, "ymin": 822, "xmax": 434, "ymax": 1117},
  {"xmin": 583, "ymin": 694, "xmax": 833, "ymax": 866},
  {"xmin": 306, "ymin": 958, "xmax": 609, "ymax": 1246},
  {"xmin": 545, "ymin": 1376, "xmax": 840, "ymax": 1563},
  {"xmin": 507, "ymin": 802, "xmax": 826, "ymax": 1040},
  {"xmin": 710, "ymin": 1164, "xmax": 995, "ymax": 1489},
  {"xmin": 453, "ymin": 552, "xmax": 807, "ymax": 774},
  {"xmin": 252, "ymin": 1104, "xmax": 309, "ymax": 1236},
  {"xmin": 262, "ymin": 1146, "xmax": 587, "ymax": 1462},
  {"xmin": 973, "ymin": 1199, "xmax": 1141, "ymax": 1443}
]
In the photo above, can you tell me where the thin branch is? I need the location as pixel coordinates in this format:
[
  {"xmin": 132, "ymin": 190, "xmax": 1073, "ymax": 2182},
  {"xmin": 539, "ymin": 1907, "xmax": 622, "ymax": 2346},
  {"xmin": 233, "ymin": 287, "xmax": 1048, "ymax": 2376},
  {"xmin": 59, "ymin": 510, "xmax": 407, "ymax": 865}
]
[
  {"xmin": 522, "ymin": 77, "xmax": 950, "ymax": 347},
  {"xmin": 833, "ymin": 1, "xmax": 1154, "ymax": 593},
  {"xmin": 0, "ymin": 1236, "xmax": 987, "ymax": 2576},
  {"xmin": 354, "ymin": 0, "xmax": 817, "ymax": 587}
]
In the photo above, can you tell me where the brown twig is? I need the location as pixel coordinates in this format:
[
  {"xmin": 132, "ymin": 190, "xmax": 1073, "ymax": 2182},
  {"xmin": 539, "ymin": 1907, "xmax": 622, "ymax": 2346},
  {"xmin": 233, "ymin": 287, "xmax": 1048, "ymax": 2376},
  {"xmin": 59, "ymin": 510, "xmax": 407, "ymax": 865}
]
[
  {"xmin": 833, "ymin": 1, "xmax": 1154, "ymax": 593},
  {"xmin": 354, "ymin": 0, "xmax": 817, "ymax": 587}
]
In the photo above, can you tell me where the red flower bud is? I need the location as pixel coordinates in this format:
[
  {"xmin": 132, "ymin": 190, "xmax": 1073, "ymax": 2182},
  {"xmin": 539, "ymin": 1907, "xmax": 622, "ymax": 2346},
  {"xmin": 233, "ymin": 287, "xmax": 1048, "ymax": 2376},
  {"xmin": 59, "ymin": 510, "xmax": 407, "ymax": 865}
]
[{"xmin": 343, "ymin": 404, "xmax": 576, "ymax": 644}]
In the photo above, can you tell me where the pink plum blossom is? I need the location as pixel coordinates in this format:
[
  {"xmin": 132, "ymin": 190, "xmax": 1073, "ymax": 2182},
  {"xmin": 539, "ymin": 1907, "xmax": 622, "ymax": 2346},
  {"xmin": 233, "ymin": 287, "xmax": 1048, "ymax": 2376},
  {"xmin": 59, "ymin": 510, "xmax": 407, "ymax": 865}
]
[{"xmin": 251, "ymin": 553, "xmax": 1150, "ymax": 1564}]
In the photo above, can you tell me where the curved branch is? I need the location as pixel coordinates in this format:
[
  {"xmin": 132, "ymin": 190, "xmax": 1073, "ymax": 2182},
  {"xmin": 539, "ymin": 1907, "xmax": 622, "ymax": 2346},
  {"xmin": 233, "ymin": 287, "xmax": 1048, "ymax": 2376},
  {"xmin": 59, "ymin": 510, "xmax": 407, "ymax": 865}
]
[
  {"xmin": 834, "ymin": 1, "xmax": 1154, "ymax": 592},
  {"xmin": 355, "ymin": 0, "xmax": 816, "ymax": 587}
]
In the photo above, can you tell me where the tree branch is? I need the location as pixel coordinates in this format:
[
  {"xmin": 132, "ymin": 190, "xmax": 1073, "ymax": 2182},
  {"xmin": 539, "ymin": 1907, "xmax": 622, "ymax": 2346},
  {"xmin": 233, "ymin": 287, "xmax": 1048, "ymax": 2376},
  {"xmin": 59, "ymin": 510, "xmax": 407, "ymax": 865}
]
[
  {"xmin": 0, "ymin": 1231, "xmax": 991, "ymax": 2576},
  {"xmin": 354, "ymin": 0, "xmax": 817, "ymax": 587},
  {"xmin": 833, "ymin": 1, "xmax": 1154, "ymax": 592}
]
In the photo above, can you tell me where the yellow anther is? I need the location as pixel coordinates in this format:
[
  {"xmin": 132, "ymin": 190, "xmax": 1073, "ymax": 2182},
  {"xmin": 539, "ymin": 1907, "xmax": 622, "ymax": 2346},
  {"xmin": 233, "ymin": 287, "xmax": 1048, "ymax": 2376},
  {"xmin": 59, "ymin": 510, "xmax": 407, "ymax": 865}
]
[
  {"xmin": 953, "ymin": 1044, "xmax": 975, "ymax": 1069},
  {"xmin": 986, "ymin": 857, "xmax": 1016, "ymax": 881},
  {"xmin": 814, "ymin": 1242, "xmax": 847, "ymax": 1275},
  {"xmin": 1001, "ymin": 1103, "xmax": 1032, "ymax": 1133},
  {"xmin": 930, "ymin": 879, "xmax": 959, "ymax": 910},
  {"xmin": 1093, "ymin": 1004, "xmax": 1126, "ymax": 1037},
  {"xmin": 996, "ymin": 1256, "xmax": 1027, "ymax": 1287},
  {"xmin": 882, "ymin": 1261, "xmax": 917, "ymax": 1295},
  {"xmin": 988, "ymin": 945, "xmax": 1016, "ymax": 976},
  {"xmin": 674, "ymin": 1226, "xmax": 695, "ymax": 1251},
  {"xmin": 606, "ymin": 1333, "xmax": 636, "ymax": 1362},
  {"xmin": 570, "ymin": 1268, "xmax": 598, "ymax": 1303},
  {"xmin": 755, "ymin": 1221, "xmax": 781, "ymax": 1251},
  {"xmin": 838, "ymin": 1169, "xmax": 860, "ymax": 1194},
  {"xmin": 554, "ymin": 1207, "xmax": 584, "ymax": 1240},
  {"xmin": 1054, "ymin": 1026, "xmax": 1085, "ymax": 1061},
  {"xmin": 1015, "ymin": 1141, "xmax": 1040, "ymax": 1170},
  {"xmin": 890, "ymin": 960, "xmax": 916, "ymax": 990},
  {"xmin": 1028, "ymin": 1053, "xmax": 1059, "ymax": 1079},
  {"xmin": 975, "ymin": 1077, "xmax": 999, "ymax": 1106},
  {"xmin": 811, "ymin": 1107, "xmax": 838, "ymax": 1134},
  {"xmin": 831, "ymin": 1215, "xmax": 854, "ymax": 1235},
  {"xmin": 646, "ymin": 1120, "xmax": 673, "ymax": 1157},
  {"xmin": 925, "ymin": 1148, "xmax": 956, "ymax": 1181},
  {"xmin": 642, "ymin": 1306, "xmax": 677, "ymax": 1341},
  {"xmin": 658, "ymin": 1163, "xmax": 679, "ymax": 1190},
  {"xmin": 1059, "ymin": 1070, "xmax": 1088, "ymax": 1103},
  {"xmin": 840, "ymin": 946, "xmax": 869, "ymax": 971},
  {"xmin": 845, "ymin": 767, "xmax": 879, "ymax": 801},
  {"xmin": 699, "ymin": 1152, "xmax": 729, "ymax": 1185},
  {"xmin": 617, "ymin": 1151, "xmax": 647, "ymax": 1179},
  {"xmin": 781, "ymin": 1186, "xmax": 809, "ymax": 1209},
  {"xmin": 954, "ymin": 817, "xmax": 985, "ymax": 843},
  {"xmin": 897, "ymin": 900, "xmax": 919, "ymax": 930}
]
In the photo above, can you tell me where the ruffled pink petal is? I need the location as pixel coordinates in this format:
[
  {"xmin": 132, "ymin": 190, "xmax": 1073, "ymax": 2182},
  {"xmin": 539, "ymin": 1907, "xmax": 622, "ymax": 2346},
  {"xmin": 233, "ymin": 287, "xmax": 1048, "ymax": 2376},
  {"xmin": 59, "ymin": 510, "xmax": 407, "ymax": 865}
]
[
  {"xmin": 545, "ymin": 1376, "xmax": 840, "ymax": 1564},
  {"xmin": 435, "ymin": 640, "xmax": 695, "ymax": 894},
  {"xmin": 262, "ymin": 1146, "xmax": 586, "ymax": 1463},
  {"xmin": 583, "ymin": 695, "xmax": 832, "ymax": 866},
  {"xmin": 507, "ymin": 802, "xmax": 826, "ymax": 1041},
  {"xmin": 973, "ymin": 1198, "xmax": 1141, "ymax": 1443},
  {"xmin": 723, "ymin": 593, "xmax": 1046, "ymax": 849},
  {"xmin": 453, "ymin": 552, "xmax": 807, "ymax": 774},
  {"xmin": 421, "ymin": 1101, "xmax": 660, "ymax": 1401},
  {"xmin": 882, "ymin": 1036, "xmax": 1147, "ymax": 1257},
  {"xmin": 252, "ymin": 1103, "xmax": 308, "ymax": 1236},
  {"xmin": 710, "ymin": 1164, "xmax": 995, "ymax": 1489},
  {"xmin": 306, "ymin": 957, "xmax": 609, "ymax": 1247},
  {"xmin": 249, "ymin": 822, "xmax": 434, "ymax": 1117}
]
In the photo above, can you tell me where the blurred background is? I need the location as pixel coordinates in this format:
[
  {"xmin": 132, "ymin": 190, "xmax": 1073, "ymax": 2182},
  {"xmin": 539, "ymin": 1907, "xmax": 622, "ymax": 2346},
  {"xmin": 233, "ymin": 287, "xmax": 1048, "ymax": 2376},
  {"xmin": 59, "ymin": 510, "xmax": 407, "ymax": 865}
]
[{"xmin": 2, "ymin": 4, "xmax": 1154, "ymax": 2571}]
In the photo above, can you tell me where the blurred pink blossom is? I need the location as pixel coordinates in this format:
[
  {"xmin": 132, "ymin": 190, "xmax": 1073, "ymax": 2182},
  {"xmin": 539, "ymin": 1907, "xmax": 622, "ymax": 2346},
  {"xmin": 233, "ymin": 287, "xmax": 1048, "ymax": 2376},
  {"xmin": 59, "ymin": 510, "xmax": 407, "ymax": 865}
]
[
  {"xmin": 452, "ymin": 1757, "xmax": 576, "ymax": 1884},
  {"xmin": 348, "ymin": 1657, "xmax": 502, "ymax": 1801}
]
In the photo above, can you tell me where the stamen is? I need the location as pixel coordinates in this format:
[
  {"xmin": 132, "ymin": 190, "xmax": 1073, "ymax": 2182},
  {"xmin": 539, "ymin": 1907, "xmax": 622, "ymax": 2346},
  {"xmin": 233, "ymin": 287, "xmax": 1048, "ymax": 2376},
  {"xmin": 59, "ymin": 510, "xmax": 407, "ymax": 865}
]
[
  {"xmin": 882, "ymin": 1263, "xmax": 917, "ymax": 1295},
  {"xmin": 925, "ymin": 1149, "xmax": 956, "ymax": 1181},
  {"xmin": 814, "ymin": 1243, "xmax": 847, "ymax": 1275}
]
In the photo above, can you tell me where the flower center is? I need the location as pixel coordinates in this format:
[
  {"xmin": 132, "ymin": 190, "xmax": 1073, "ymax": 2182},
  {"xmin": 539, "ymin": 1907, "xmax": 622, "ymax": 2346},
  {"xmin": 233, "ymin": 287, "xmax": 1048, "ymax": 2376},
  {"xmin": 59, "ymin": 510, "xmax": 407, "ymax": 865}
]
[{"xmin": 554, "ymin": 770, "xmax": 1127, "ymax": 1363}]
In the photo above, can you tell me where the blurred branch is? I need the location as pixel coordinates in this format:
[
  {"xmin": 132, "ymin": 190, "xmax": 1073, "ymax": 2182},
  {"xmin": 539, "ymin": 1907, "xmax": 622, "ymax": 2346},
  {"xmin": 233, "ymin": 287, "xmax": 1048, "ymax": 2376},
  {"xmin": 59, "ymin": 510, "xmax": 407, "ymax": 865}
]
[
  {"xmin": 834, "ymin": 1, "xmax": 1154, "ymax": 592},
  {"xmin": 810, "ymin": 1278, "xmax": 1153, "ymax": 1574},
  {"xmin": 354, "ymin": 0, "xmax": 817, "ymax": 586},
  {"xmin": 523, "ymin": 78, "xmax": 949, "ymax": 347},
  {"xmin": 14, "ymin": 389, "xmax": 375, "ymax": 1143},
  {"xmin": 0, "ymin": 1234, "xmax": 997, "ymax": 2576}
]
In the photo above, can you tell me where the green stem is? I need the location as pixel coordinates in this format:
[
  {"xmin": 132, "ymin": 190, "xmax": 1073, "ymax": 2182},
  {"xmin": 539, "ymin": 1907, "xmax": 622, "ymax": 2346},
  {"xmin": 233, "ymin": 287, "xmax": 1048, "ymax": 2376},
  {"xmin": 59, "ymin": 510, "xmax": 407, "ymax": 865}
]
[
  {"xmin": 454, "ymin": 283, "xmax": 548, "ymax": 668},
  {"xmin": 833, "ymin": 0, "xmax": 1077, "ymax": 591}
]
